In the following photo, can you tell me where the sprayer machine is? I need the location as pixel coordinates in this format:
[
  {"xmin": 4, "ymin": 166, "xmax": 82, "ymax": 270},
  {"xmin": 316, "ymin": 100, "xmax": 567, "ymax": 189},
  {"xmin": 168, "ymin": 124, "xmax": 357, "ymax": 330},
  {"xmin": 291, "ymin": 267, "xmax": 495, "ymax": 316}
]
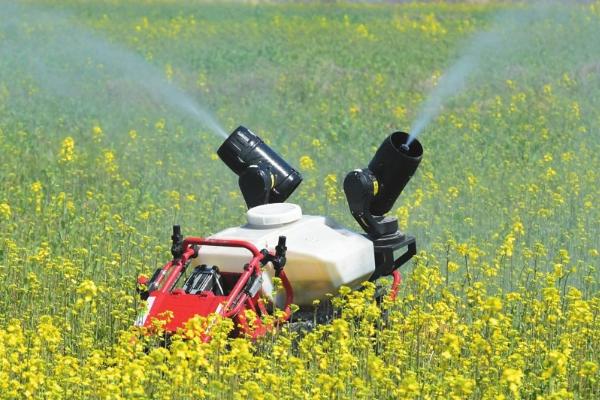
[{"xmin": 135, "ymin": 126, "xmax": 423, "ymax": 340}]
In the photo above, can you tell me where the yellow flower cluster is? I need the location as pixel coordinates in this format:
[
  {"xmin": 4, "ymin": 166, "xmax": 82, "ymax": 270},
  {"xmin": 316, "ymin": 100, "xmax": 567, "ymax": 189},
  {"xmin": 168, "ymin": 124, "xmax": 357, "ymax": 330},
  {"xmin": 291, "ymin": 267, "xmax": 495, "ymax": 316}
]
[
  {"xmin": 0, "ymin": 258, "xmax": 596, "ymax": 399},
  {"xmin": 0, "ymin": 202, "xmax": 11, "ymax": 220},
  {"xmin": 299, "ymin": 155, "xmax": 315, "ymax": 171},
  {"xmin": 59, "ymin": 136, "xmax": 76, "ymax": 163}
]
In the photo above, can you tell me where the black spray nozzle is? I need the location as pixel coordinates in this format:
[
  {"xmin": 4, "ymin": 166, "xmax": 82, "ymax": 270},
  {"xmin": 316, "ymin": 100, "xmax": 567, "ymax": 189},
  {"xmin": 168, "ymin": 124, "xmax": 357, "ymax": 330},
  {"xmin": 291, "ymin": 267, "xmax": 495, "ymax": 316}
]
[
  {"xmin": 171, "ymin": 225, "xmax": 184, "ymax": 259},
  {"xmin": 368, "ymin": 131, "xmax": 423, "ymax": 216},
  {"xmin": 344, "ymin": 131, "xmax": 422, "ymax": 238},
  {"xmin": 259, "ymin": 236, "xmax": 287, "ymax": 276},
  {"xmin": 218, "ymin": 126, "xmax": 303, "ymax": 208}
]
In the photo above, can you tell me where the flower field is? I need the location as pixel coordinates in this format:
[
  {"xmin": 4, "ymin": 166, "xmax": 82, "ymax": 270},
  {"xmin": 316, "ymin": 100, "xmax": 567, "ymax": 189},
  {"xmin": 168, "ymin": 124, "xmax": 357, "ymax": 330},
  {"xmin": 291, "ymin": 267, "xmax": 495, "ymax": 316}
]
[{"xmin": 0, "ymin": 1, "xmax": 599, "ymax": 399}]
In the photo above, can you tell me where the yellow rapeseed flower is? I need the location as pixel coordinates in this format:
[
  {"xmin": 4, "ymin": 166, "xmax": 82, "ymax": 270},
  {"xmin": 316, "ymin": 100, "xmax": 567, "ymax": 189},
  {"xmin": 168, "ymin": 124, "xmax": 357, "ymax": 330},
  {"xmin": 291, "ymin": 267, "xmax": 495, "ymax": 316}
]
[
  {"xmin": 355, "ymin": 24, "xmax": 369, "ymax": 38},
  {"xmin": 324, "ymin": 173, "xmax": 338, "ymax": 204},
  {"xmin": 0, "ymin": 202, "xmax": 11, "ymax": 219},
  {"xmin": 92, "ymin": 125, "xmax": 103, "ymax": 142},
  {"xmin": 299, "ymin": 155, "xmax": 315, "ymax": 171},
  {"xmin": 578, "ymin": 361, "xmax": 598, "ymax": 377},
  {"xmin": 59, "ymin": 136, "xmax": 76, "ymax": 163},
  {"xmin": 102, "ymin": 150, "xmax": 118, "ymax": 175},
  {"xmin": 77, "ymin": 280, "xmax": 98, "ymax": 302},
  {"xmin": 501, "ymin": 368, "xmax": 523, "ymax": 396}
]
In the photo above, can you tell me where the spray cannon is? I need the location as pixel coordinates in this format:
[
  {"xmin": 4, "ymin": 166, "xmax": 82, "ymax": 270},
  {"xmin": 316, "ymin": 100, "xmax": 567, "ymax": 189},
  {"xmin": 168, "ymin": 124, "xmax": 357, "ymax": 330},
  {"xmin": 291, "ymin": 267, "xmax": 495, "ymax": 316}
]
[
  {"xmin": 344, "ymin": 131, "xmax": 423, "ymax": 236},
  {"xmin": 344, "ymin": 131, "xmax": 422, "ymax": 281},
  {"xmin": 218, "ymin": 126, "xmax": 303, "ymax": 208}
]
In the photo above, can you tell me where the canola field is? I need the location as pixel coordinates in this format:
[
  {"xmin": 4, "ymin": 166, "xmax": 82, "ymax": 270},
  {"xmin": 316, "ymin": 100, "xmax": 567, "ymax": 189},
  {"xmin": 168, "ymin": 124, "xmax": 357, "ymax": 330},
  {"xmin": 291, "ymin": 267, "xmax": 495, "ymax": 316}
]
[{"xmin": 0, "ymin": 1, "xmax": 599, "ymax": 399}]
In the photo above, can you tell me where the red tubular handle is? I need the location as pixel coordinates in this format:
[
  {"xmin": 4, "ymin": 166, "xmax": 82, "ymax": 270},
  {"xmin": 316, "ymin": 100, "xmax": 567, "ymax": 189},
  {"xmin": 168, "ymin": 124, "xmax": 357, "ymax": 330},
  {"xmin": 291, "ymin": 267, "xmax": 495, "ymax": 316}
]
[{"xmin": 389, "ymin": 270, "xmax": 402, "ymax": 301}]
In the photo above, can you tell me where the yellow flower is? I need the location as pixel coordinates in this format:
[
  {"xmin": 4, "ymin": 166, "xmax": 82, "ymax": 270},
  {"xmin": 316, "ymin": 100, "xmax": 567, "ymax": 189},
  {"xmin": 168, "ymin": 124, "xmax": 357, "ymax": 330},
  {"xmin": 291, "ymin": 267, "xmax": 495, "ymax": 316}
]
[
  {"xmin": 448, "ymin": 261, "xmax": 460, "ymax": 272},
  {"xmin": 441, "ymin": 333, "xmax": 460, "ymax": 356},
  {"xmin": 168, "ymin": 190, "xmax": 180, "ymax": 203},
  {"xmin": 578, "ymin": 361, "xmax": 598, "ymax": 377},
  {"xmin": 396, "ymin": 205, "xmax": 409, "ymax": 229},
  {"xmin": 102, "ymin": 150, "xmax": 118, "ymax": 175},
  {"xmin": 30, "ymin": 181, "xmax": 44, "ymax": 213},
  {"xmin": 155, "ymin": 118, "xmax": 166, "ymax": 131},
  {"xmin": 355, "ymin": 24, "xmax": 369, "ymax": 38},
  {"xmin": 394, "ymin": 105, "xmax": 407, "ymax": 119},
  {"xmin": 420, "ymin": 13, "xmax": 447, "ymax": 36},
  {"xmin": 447, "ymin": 186, "xmax": 459, "ymax": 199},
  {"xmin": 501, "ymin": 233, "xmax": 515, "ymax": 257},
  {"xmin": 467, "ymin": 173, "xmax": 477, "ymax": 189},
  {"xmin": 324, "ymin": 173, "xmax": 338, "ymax": 204},
  {"xmin": 562, "ymin": 72, "xmax": 574, "ymax": 86},
  {"xmin": 512, "ymin": 219, "xmax": 525, "ymax": 236},
  {"xmin": 456, "ymin": 242, "xmax": 468, "ymax": 257},
  {"xmin": 37, "ymin": 316, "xmax": 61, "ymax": 352},
  {"xmin": 542, "ymin": 350, "xmax": 569, "ymax": 379},
  {"xmin": 78, "ymin": 280, "xmax": 98, "ymax": 300},
  {"xmin": 92, "ymin": 125, "xmax": 103, "ymax": 142},
  {"xmin": 59, "ymin": 136, "xmax": 76, "ymax": 163},
  {"xmin": 571, "ymin": 101, "xmax": 581, "ymax": 119},
  {"xmin": 299, "ymin": 155, "xmax": 315, "ymax": 171},
  {"xmin": 484, "ymin": 296, "xmax": 502, "ymax": 313},
  {"xmin": 0, "ymin": 202, "xmax": 11, "ymax": 219},
  {"xmin": 501, "ymin": 368, "xmax": 524, "ymax": 395},
  {"xmin": 506, "ymin": 292, "xmax": 522, "ymax": 302}
]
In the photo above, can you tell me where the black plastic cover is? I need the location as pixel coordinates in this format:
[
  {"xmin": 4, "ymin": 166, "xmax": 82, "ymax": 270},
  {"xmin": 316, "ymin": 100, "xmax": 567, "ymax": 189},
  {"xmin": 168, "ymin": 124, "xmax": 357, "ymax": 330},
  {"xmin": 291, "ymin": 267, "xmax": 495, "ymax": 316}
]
[{"xmin": 217, "ymin": 126, "xmax": 303, "ymax": 207}]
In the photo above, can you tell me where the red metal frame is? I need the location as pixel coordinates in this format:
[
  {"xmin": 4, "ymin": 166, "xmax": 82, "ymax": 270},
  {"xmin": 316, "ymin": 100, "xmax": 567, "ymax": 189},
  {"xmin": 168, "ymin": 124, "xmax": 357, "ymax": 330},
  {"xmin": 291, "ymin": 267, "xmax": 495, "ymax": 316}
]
[
  {"xmin": 136, "ymin": 237, "xmax": 293, "ymax": 341},
  {"xmin": 136, "ymin": 236, "xmax": 406, "ymax": 341}
]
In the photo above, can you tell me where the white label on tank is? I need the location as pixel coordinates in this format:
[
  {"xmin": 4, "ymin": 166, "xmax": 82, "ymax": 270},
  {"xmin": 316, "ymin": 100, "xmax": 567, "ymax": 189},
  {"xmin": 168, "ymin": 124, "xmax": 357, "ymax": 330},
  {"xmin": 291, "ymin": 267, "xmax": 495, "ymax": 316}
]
[{"xmin": 134, "ymin": 296, "xmax": 155, "ymax": 327}]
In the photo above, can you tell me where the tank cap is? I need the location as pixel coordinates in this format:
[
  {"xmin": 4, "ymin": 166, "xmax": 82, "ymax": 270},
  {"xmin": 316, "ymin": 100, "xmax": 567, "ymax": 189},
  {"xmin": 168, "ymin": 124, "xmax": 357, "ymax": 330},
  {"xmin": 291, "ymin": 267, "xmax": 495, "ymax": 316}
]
[{"xmin": 247, "ymin": 203, "xmax": 302, "ymax": 226}]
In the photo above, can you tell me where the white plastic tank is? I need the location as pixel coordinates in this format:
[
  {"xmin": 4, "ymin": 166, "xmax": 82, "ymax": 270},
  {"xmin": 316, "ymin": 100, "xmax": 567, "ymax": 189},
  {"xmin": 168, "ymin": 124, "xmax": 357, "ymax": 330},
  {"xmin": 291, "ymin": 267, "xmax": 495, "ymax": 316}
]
[{"xmin": 191, "ymin": 203, "xmax": 375, "ymax": 306}]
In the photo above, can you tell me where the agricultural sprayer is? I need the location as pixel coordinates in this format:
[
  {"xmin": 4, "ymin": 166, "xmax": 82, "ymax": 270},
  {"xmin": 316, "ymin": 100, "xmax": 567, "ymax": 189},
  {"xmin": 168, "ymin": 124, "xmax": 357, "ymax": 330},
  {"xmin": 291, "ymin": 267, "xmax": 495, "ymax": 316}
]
[{"xmin": 135, "ymin": 126, "xmax": 423, "ymax": 340}]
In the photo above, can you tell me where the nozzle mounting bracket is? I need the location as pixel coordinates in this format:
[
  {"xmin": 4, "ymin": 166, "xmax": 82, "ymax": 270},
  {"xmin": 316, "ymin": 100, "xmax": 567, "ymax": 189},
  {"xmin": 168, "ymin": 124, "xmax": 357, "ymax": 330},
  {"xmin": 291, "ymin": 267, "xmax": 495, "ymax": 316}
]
[{"xmin": 369, "ymin": 234, "xmax": 416, "ymax": 281}]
